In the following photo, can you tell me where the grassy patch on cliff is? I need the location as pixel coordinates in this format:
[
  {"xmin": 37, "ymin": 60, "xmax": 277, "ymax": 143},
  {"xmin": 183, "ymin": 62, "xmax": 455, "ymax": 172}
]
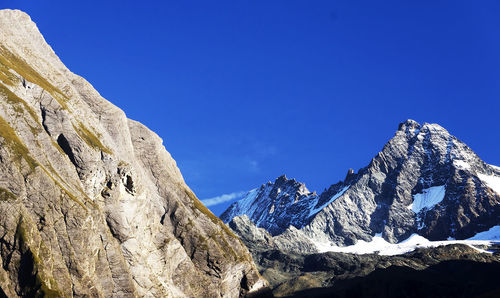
[
  {"xmin": 0, "ymin": 187, "xmax": 16, "ymax": 201},
  {"xmin": 0, "ymin": 46, "xmax": 69, "ymax": 110},
  {"xmin": 0, "ymin": 60, "xmax": 19, "ymax": 86},
  {"xmin": 0, "ymin": 116, "xmax": 87, "ymax": 209},
  {"xmin": 0, "ymin": 83, "xmax": 39, "ymax": 122},
  {"xmin": 15, "ymin": 217, "xmax": 65, "ymax": 297},
  {"xmin": 0, "ymin": 115, "xmax": 38, "ymax": 171},
  {"xmin": 185, "ymin": 187, "xmax": 251, "ymax": 262},
  {"xmin": 72, "ymin": 121, "xmax": 112, "ymax": 154}
]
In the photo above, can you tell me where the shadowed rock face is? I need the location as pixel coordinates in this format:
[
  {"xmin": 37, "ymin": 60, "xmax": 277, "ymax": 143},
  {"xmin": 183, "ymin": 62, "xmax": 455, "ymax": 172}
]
[
  {"xmin": 223, "ymin": 119, "xmax": 500, "ymax": 250},
  {"xmin": 285, "ymin": 260, "xmax": 500, "ymax": 298},
  {"xmin": 0, "ymin": 9, "xmax": 266, "ymax": 297},
  {"xmin": 249, "ymin": 244, "xmax": 500, "ymax": 297}
]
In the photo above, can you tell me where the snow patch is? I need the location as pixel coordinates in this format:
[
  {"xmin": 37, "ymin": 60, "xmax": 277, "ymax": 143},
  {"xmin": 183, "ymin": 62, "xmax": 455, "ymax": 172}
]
[
  {"xmin": 313, "ymin": 234, "xmax": 495, "ymax": 256},
  {"xmin": 490, "ymin": 164, "xmax": 500, "ymax": 172},
  {"xmin": 297, "ymin": 185, "xmax": 310, "ymax": 197},
  {"xmin": 229, "ymin": 188, "xmax": 259, "ymax": 219},
  {"xmin": 410, "ymin": 185, "xmax": 446, "ymax": 213},
  {"xmin": 309, "ymin": 186, "xmax": 349, "ymax": 217},
  {"xmin": 468, "ymin": 225, "xmax": 500, "ymax": 241},
  {"xmin": 478, "ymin": 173, "xmax": 500, "ymax": 195},
  {"xmin": 453, "ymin": 160, "xmax": 471, "ymax": 170}
]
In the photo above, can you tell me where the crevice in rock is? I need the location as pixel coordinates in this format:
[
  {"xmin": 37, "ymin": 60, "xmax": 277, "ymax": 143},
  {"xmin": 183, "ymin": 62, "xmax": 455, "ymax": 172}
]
[
  {"xmin": 124, "ymin": 175, "xmax": 135, "ymax": 194},
  {"xmin": 206, "ymin": 254, "xmax": 222, "ymax": 278},
  {"xmin": 240, "ymin": 274, "xmax": 249, "ymax": 291},
  {"xmin": 160, "ymin": 212, "xmax": 167, "ymax": 225},
  {"xmin": 17, "ymin": 248, "xmax": 40, "ymax": 297},
  {"xmin": 101, "ymin": 188, "xmax": 111, "ymax": 199},
  {"xmin": 37, "ymin": 216, "xmax": 46, "ymax": 232},
  {"xmin": 57, "ymin": 134, "xmax": 78, "ymax": 168},
  {"xmin": 0, "ymin": 233, "xmax": 15, "ymax": 271},
  {"xmin": 39, "ymin": 106, "xmax": 50, "ymax": 136}
]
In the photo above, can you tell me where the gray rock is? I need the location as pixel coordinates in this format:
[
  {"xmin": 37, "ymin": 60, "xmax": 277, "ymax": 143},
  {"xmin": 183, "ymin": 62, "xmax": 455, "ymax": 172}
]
[
  {"xmin": 221, "ymin": 175, "xmax": 320, "ymax": 235},
  {"xmin": 0, "ymin": 9, "xmax": 266, "ymax": 297},
  {"xmin": 228, "ymin": 215, "xmax": 317, "ymax": 254}
]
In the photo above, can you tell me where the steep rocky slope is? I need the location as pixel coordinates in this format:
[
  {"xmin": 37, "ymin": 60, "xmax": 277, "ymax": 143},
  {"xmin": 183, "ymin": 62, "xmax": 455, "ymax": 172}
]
[
  {"xmin": 222, "ymin": 120, "xmax": 500, "ymax": 250},
  {"xmin": 222, "ymin": 176, "xmax": 319, "ymax": 236},
  {"xmin": 0, "ymin": 9, "xmax": 266, "ymax": 297}
]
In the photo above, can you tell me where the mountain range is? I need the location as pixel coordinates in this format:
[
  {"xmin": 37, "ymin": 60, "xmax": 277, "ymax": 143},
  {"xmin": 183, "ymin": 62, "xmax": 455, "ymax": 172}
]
[
  {"xmin": 221, "ymin": 119, "xmax": 500, "ymax": 252},
  {"xmin": 220, "ymin": 120, "xmax": 500, "ymax": 297}
]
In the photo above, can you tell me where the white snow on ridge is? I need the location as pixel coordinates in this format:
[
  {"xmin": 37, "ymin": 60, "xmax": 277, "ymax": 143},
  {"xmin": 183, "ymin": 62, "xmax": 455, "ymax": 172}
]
[
  {"xmin": 468, "ymin": 225, "xmax": 500, "ymax": 241},
  {"xmin": 453, "ymin": 160, "xmax": 471, "ymax": 170},
  {"xmin": 308, "ymin": 186, "xmax": 349, "ymax": 217},
  {"xmin": 232, "ymin": 189, "xmax": 259, "ymax": 215},
  {"xmin": 409, "ymin": 185, "xmax": 446, "ymax": 213},
  {"xmin": 313, "ymin": 233, "xmax": 498, "ymax": 256},
  {"xmin": 478, "ymin": 173, "xmax": 500, "ymax": 195},
  {"xmin": 313, "ymin": 234, "xmax": 430, "ymax": 255}
]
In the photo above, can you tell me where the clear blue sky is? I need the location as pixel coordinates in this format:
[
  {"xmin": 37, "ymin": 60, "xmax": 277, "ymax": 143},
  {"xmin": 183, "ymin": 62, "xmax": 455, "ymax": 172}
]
[{"xmin": 4, "ymin": 1, "xmax": 500, "ymax": 215}]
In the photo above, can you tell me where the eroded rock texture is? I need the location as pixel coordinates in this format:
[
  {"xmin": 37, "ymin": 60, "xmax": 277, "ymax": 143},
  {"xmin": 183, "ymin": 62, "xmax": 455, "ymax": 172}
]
[{"xmin": 0, "ymin": 9, "xmax": 266, "ymax": 297}]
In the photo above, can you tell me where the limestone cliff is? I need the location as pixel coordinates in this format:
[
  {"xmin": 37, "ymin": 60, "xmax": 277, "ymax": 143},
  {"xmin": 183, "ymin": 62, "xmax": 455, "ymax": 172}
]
[{"xmin": 0, "ymin": 9, "xmax": 266, "ymax": 297}]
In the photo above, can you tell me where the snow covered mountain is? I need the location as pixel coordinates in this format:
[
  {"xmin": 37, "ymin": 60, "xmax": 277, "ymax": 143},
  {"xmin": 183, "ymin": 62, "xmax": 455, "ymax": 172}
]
[
  {"xmin": 220, "ymin": 175, "xmax": 320, "ymax": 235},
  {"xmin": 221, "ymin": 120, "xmax": 500, "ymax": 251}
]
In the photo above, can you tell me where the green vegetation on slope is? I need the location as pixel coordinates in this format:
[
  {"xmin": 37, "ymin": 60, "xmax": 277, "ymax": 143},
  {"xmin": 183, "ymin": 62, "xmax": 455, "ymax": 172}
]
[
  {"xmin": 72, "ymin": 121, "xmax": 112, "ymax": 154},
  {"xmin": 0, "ymin": 187, "xmax": 16, "ymax": 201},
  {"xmin": 0, "ymin": 46, "xmax": 69, "ymax": 110},
  {"xmin": 185, "ymin": 187, "xmax": 250, "ymax": 262},
  {"xmin": 15, "ymin": 217, "xmax": 64, "ymax": 297},
  {"xmin": 0, "ymin": 83, "xmax": 39, "ymax": 122},
  {"xmin": 0, "ymin": 115, "xmax": 38, "ymax": 170}
]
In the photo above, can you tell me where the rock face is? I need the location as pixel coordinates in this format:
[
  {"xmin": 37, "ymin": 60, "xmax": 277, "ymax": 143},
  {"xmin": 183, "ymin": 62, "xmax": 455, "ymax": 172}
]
[
  {"xmin": 0, "ymin": 9, "xmax": 266, "ymax": 297},
  {"xmin": 227, "ymin": 215, "xmax": 317, "ymax": 254},
  {"xmin": 222, "ymin": 176, "xmax": 319, "ymax": 236},
  {"xmin": 222, "ymin": 119, "xmax": 500, "ymax": 250}
]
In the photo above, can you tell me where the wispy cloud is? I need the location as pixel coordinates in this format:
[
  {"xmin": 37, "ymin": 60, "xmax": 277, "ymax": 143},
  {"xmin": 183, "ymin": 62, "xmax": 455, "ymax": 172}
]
[
  {"xmin": 201, "ymin": 191, "xmax": 247, "ymax": 207},
  {"xmin": 248, "ymin": 159, "xmax": 260, "ymax": 172}
]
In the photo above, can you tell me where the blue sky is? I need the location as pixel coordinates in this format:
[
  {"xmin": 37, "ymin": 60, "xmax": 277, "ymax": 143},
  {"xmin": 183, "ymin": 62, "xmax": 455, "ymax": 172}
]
[{"xmin": 3, "ymin": 1, "xmax": 500, "ymax": 215}]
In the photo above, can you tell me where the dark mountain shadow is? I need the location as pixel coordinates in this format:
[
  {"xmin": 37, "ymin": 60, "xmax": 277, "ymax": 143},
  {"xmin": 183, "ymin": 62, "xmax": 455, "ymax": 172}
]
[{"xmin": 284, "ymin": 260, "xmax": 500, "ymax": 298}]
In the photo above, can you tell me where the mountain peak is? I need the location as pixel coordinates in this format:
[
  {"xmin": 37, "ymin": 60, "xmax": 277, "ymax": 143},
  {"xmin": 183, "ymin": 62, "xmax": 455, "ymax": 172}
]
[
  {"xmin": 421, "ymin": 122, "xmax": 449, "ymax": 134},
  {"xmin": 222, "ymin": 120, "xmax": 500, "ymax": 250},
  {"xmin": 0, "ymin": 9, "xmax": 30, "ymax": 20},
  {"xmin": 398, "ymin": 119, "xmax": 421, "ymax": 131},
  {"xmin": 275, "ymin": 174, "xmax": 289, "ymax": 184},
  {"xmin": 221, "ymin": 175, "xmax": 319, "ymax": 235}
]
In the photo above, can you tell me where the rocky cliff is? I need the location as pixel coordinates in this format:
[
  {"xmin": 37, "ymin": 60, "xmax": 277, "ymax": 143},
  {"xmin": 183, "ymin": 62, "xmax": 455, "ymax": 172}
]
[
  {"xmin": 0, "ymin": 9, "xmax": 266, "ymax": 297},
  {"xmin": 221, "ymin": 120, "xmax": 500, "ymax": 250}
]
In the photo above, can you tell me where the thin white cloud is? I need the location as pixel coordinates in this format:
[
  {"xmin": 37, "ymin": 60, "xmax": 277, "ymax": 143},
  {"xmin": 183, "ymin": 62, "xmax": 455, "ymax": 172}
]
[
  {"xmin": 249, "ymin": 160, "xmax": 260, "ymax": 172},
  {"xmin": 201, "ymin": 191, "xmax": 247, "ymax": 207}
]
